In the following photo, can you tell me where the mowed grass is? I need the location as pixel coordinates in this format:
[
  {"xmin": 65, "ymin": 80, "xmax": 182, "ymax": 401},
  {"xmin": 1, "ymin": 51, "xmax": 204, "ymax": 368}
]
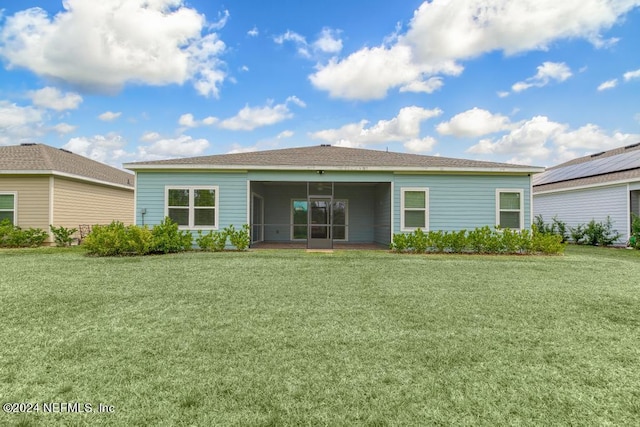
[{"xmin": 1, "ymin": 246, "xmax": 639, "ymax": 426}]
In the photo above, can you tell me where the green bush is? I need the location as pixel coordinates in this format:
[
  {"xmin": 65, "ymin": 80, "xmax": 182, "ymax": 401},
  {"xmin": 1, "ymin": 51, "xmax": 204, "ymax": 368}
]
[
  {"xmin": 630, "ymin": 214, "xmax": 640, "ymax": 249},
  {"xmin": 150, "ymin": 217, "xmax": 193, "ymax": 254},
  {"xmin": 50, "ymin": 225, "xmax": 78, "ymax": 247},
  {"xmin": 534, "ymin": 215, "xmax": 569, "ymax": 243},
  {"xmin": 390, "ymin": 233, "xmax": 409, "ymax": 252},
  {"xmin": 390, "ymin": 225, "xmax": 565, "ymax": 255},
  {"xmin": 196, "ymin": 230, "xmax": 228, "ymax": 252},
  {"xmin": 0, "ymin": 219, "xmax": 47, "ymax": 248},
  {"xmin": 584, "ymin": 217, "xmax": 621, "ymax": 246},
  {"xmin": 569, "ymin": 224, "xmax": 586, "ymax": 245},
  {"xmin": 226, "ymin": 224, "xmax": 251, "ymax": 251},
  {"xmin": 83, "ymin": 221, "xmax": 153, "ymax": 256}
]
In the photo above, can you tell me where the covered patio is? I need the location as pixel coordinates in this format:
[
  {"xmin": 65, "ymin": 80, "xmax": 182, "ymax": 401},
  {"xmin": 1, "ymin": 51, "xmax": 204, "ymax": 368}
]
[{"xmin": 249, "ymin": 181, "xmax": 392, "ymax": 249}]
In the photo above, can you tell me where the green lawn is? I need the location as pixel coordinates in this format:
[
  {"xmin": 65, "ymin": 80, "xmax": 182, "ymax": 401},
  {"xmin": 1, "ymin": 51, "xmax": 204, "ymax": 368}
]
[{"xmin": 1, "ymin": 246, "xmax": 639, "ymax": 426}]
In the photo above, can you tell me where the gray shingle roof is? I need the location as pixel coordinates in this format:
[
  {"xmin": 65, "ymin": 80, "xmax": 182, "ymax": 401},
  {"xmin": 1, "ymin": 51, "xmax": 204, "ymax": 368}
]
[
  {"xmin": 533, "ymin": 142, "xmax": 640, "ymax": 191},
  {"xmin": 0, "ymin": 143, "xmax": 134, "ymax": 188},
  {"xmin": 125, "ymin": 145, "xmax": 541, "ymax": 172}
]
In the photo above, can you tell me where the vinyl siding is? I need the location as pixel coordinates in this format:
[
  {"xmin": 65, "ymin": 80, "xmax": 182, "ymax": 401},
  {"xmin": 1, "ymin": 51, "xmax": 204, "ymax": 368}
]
[
  {"xmin": 52, "ymin": 177, "xmax": 134, "ymax": 229},
  {"xmin": 0, "ymin": 176, "xmax": 50, "ymax": 232},
  {"xmin": 533, "ymin": 184, "xmax": 629, "ymax": 243},
  {"xmin": 135, "ymin": 171, "xmax": 248, "ymax": 229},
  {"xmin": 393, "ymin": 174, "xmax": 533, "ymax": 233}
]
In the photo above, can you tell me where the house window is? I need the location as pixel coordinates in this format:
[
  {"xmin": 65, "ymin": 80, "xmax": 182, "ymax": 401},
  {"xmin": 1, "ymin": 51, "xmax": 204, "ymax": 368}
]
[
  {"xmin": 496, "ymin": 189, "xmax": 524, "ymax": 229},
  {"xmin": 165, "ymin": 186, "xmax": 218, "ymax": 229},
  {"xmin": 0, "ymin": 193, "xmax": 16, "ymax": 225},
  {"xmin": 401, "ymin": 188, "xmax": 429, "ymax": 231}
]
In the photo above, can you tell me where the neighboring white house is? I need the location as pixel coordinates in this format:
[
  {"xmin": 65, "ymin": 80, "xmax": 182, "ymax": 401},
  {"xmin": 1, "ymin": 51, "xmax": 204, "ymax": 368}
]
[{"xmin": 533, "ymin": 142, "xmax": 640, "ymax": 244}]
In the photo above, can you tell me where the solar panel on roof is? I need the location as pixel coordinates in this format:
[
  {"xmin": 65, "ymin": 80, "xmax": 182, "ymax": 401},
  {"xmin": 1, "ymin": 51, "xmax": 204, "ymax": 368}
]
[{"xmin": 535, "ymin": 149, "xmax": 640, "ymax": 186}]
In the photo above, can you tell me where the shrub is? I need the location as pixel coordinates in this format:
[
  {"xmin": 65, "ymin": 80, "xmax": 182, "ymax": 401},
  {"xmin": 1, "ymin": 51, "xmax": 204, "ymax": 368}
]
[
  {"xmin": 196, "ymin": 230, "xmax": 228, "ymax": 252},
  {"xmin": 390, "ymin": 233, "xmax": 409, "ymax": 252},
  {"xmin": 226, "ymin": 224, "xmax": 251, "ymax": 251},
  {"xmin": 630, "ymin": 214, "xmax": 640, "ymax": 249},
  {"xmin": 150, "ymin": 217, "xmax": 193, "ymax": 254},
  {"xmin": 83, "ymin": 221, "xmax": 153, "ymax": 256},
  {"xmin": 583, "ymin": 217, "xmax": 621, "ymax": 246},
  {"xmin": 569, "ymin": 224, "xmax": 586, "ymax": 245},
  {"xmin": 0, "ymin": 219, "xmax": 47, "ymax": 248},
  {"xmin": 390, "ymin": 225, "xmax": 565, "ymax": 256},
  {"xmin": 533, "ymin": 215, "xmax": 569, "ymax": 243},
  {"xmin": 50, "ymin": 225, "xmax": 78, "ymax": 247}
]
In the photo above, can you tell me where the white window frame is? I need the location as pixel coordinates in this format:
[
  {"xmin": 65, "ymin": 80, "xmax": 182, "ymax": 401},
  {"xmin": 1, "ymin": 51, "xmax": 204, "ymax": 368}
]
[
  {"xmin": 164, "ymin": 186, "xmax": 219, "ymax": 230},
  {"xmin": 495, "ymin": 188, "xmax": 524, "ymax": 230},
  {"xmin": 401, "ymin": 187, "xmax": 429, "ymax": 232},
  {"xmin": 0, "ymin": 192, "xmax": 17, "ymax": 225}
]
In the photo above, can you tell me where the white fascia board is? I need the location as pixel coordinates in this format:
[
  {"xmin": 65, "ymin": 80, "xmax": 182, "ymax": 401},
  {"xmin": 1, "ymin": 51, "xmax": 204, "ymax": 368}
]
[
  {"xmin": 533, "ymin": 177, "xmax": 640, "ymax": 195},
  {"xmin": 123, "ymin": 163, "xmax": 544, "ymax": 174},
  {"xmin": 0, "ymin": 170, "xmax": 134, "ymax": 191}
]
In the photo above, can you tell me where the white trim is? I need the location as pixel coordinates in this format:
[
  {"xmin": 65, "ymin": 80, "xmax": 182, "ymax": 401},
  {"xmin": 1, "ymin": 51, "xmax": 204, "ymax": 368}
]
[
  {"xmin": 400, "ymin": 187, "xmax": 429, "ymax": 232},
  {"xmin": 0, "ymin": 170, "xmax": 134, "ymax": 191},
  {"xmin": 246, "ymin": 182, "xmax": 251, "ymax": 226},
  {"xmin": 251, "ymin": 192, "xmax": 264, "ymax": 243},
  {"xmin": 496, "ymin": 188, "xmax": 524, "ymax": 230},
  {"xmin": 49, "ymin": 176, "xmax": 55, "ymax": 227},
  {"xmin": 0, "ymin": 191, "xmax": 18, "ymax": 225},
  {"xmin": 164, "ymin": 186, "xmax": 219, "ymax": 230},
  {"xmin": 534, "ymin": 177, "xmax": 640, "ymax": 195},
  {"xmin": 627, "ymin": 184, "xmax": 631, "ymax": 242},
  {"xmin": 390, "ymin": 182, "xmax": 394, "ymax": 240},
  {"xmin": 529, "ymin": 176, "xmax": 534, "ymax": 228},
  {"xmin": 124, "ymin": 163, "xmax": 543, "ymax": 174}
]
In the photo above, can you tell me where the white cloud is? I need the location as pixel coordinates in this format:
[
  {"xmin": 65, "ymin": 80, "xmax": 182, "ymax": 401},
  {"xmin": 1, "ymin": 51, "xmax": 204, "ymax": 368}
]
[
  {"xmin": 467, "ymin": 116, "xmax": 640, "ymax": 164},
  {"xmin": 497, "ymin": 91, "xmax": 510, "ymax": 98},
  {"xmin": 178, "ymin": 113, "xmax": 197, "ymax": 128},
  {"xmin": 219, "ymin": 97, "xmax": 305, "ymax": 131},
  {"xmin": 63, "ymin": 133, "xmax": 130, "ymax": 166},
  {"xmin": 247, "ymin": 27, "xmax": 259, "ymax": 37},
  {"xmin": 399, "ymin": 77, "xmax": 444, "ymax": 94},
  {"xmin": 624, "ymin": 68, "xmax": 640, "ymax": 81},
  {"xmin": 178, "ymin": 113, "xmax": 218, "ymax": 128},
  {"xmin": 313, "ymin": 28, "xmax": 343, "ymax": 54},
  {"xmin": 27, "ymin": 87, "xmax": 83, "ymax": 111},
  {"xmin": 437, "ymin": 108, "xmax": 512, "ymax": 138},
  {"xmin": 140, "ymin": 131, "xmax": 161, "ymax": 142},
  {"xmin": 0, "ymin": 101, "xmax": 43, "ymax": 128},
  {"xmin": 511, "ymin": 62, "xmax": 572, "ymax": 93},
  {"xmin": 310, "ymin": 0, "xmax": 638, "ymax": 100},
  {"xmin": 597, "ymin": 79, "xmax": 618, "ymax": 91},
  {"xmin": 98, "ymin": 111, "xmax": 122, "ymax": 121},
  {"xmin": 275, "ymin": 27, "xmax": 343, "ymax": 59},
  {"xmin": 0, "ymin": 0, "xmax": 228, "ymax": 97},
  {"xmin": 277, "ymin": 130, "xmax": 294, "ymax": 139},
  {"xmin": 310, "ymin": 106, "xmax": 442, "ymax": 149},
  {"xmin": 404, "ymin": 137, "xmax": 438, "ymax": 153},
  {"xmin": 51, "ymin": 122, "xmax": 77, "ymax": 135},
  {"xmin": 138, "ymin": 134, "xmax": 209, "ymax": 160}
]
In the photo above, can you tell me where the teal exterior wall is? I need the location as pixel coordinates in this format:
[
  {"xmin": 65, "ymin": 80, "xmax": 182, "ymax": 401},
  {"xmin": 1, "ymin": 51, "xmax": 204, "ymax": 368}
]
[
  {"xmin": 392, "ymin": 174, "xmax": 532, "ymax": 232},
  {"xmin": 134, "ymin": 169, "xmax": 533, "ymax": 243},
  {"xmin": 134, "ymin": 171, "xmax": 248, "ymax": 229}
]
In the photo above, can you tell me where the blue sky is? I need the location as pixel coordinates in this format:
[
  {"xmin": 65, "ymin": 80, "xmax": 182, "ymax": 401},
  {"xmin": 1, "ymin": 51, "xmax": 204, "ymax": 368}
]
[{"xmin": 0, "ymin": 0, "xmax": 639, "ymax": 168}]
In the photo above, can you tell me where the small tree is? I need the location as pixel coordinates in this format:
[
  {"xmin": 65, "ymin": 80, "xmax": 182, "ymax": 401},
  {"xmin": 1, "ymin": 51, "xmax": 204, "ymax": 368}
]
[{"xmin": 50, "ymin": 225, "xmax": 78, "ymax": 247}]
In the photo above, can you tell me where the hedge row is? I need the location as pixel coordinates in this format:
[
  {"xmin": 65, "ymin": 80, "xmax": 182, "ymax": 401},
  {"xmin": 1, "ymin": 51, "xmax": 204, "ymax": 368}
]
[
  {"xmin": 390, "ymin": 226, "xmax": 565, "ymax": 255},
  {"xmin": 0, "ymin": 219, "xmax": 48, "ymax": 248},
  {"xmin": 82, "ymin": 218, "xmax": 250, "ymax": 256}
]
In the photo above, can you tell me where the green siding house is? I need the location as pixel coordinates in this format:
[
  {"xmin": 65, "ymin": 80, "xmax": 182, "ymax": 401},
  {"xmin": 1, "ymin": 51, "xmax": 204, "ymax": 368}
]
[{"xmin": 124, "ymin": 145, "xmax": 543, "ymax": 249}]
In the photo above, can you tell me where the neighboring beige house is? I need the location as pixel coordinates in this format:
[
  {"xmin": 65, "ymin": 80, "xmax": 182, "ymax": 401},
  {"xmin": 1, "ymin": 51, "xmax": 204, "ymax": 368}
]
[{"xmin": 0, "ymin": 143, "xmax": 134, "ymax": 243}]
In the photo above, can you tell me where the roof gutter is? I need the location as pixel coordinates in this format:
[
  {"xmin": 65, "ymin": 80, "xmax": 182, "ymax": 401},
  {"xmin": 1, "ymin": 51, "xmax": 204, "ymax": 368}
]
[
  {"xmin": 0, "ymin": 170, "xmax": 134, "ymax": 190},
  {"xmin": 123, "ymin": 163, "xmax": 544, "ymax": 174}
]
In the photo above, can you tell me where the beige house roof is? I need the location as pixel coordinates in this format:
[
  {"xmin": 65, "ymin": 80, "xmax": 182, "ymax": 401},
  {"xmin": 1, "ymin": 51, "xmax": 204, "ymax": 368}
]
[
  {"xmin": 0, "ymin": 143, "xmax": 134, "ymax": 188},
  {"xmin": 125, "ymin": 145, "xmax": 543, "ymax": 173},
  {"xmin": 534, "ymin": 142, "xmax": 640, "ymax": 193}
]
